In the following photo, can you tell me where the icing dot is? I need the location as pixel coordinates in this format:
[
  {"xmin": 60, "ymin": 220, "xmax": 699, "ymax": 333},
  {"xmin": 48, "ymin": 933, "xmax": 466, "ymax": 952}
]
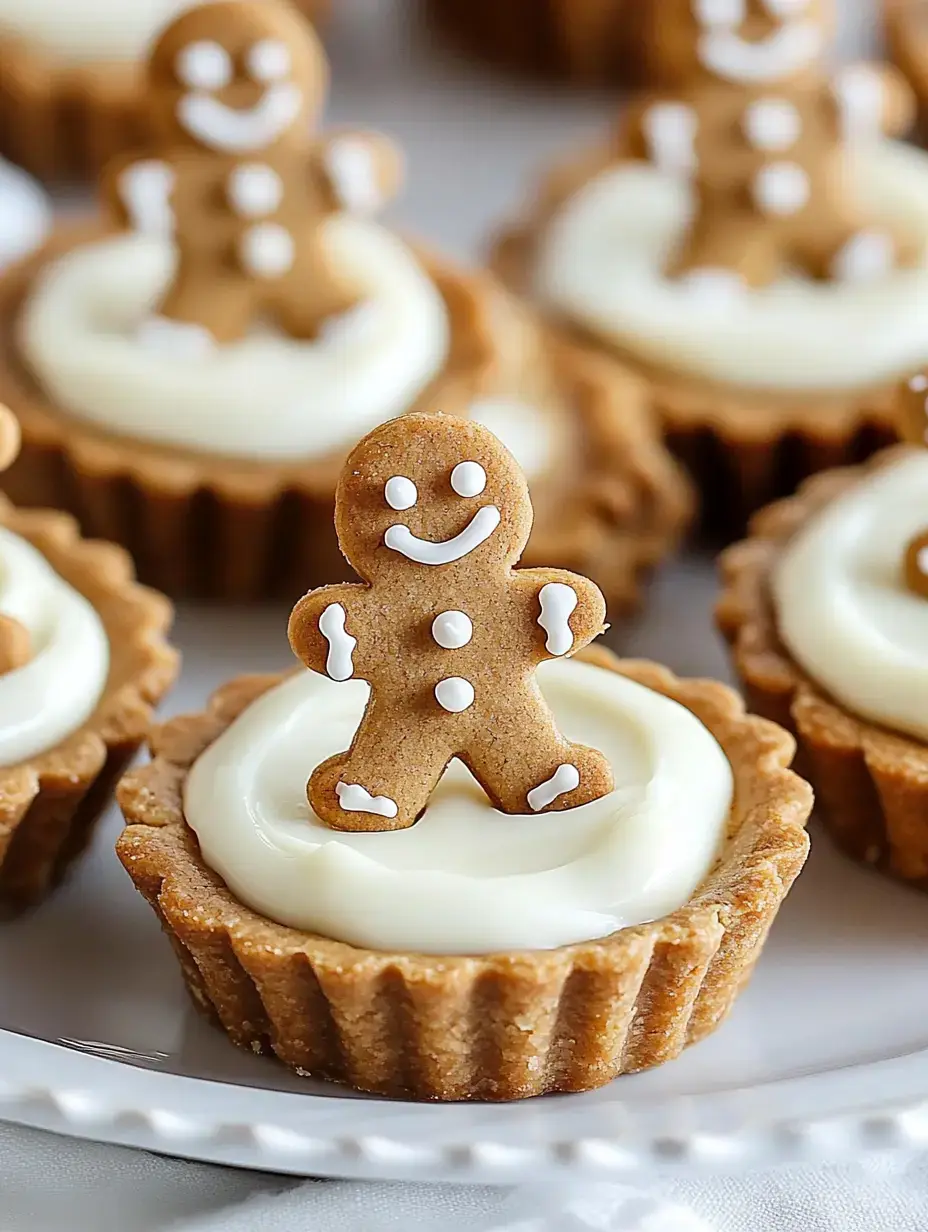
[
  {"xmin": 384, "ymin": 476, "xmax": 417, "ymax": 511},
  {"xmin": 752, "ymin": 162, "xmax": 810, "ymax": 217},
  {"xmin": 451, "ymin": 461, "xmax": 486, "ymax": 498},
  {"xmin": 743, "ymin": 99, "xmax": 802, "ymax": 151},
  {"xmin": 176, "ymin": 41, "xmax": 233, "ymax": 91},
  {"xmin": 694, "ymin": 0, "xmax": 745, "ymax": 27},
  {"xmin": 227, "ymin": 164, "xmax": 284, "ymax": 218},
  {"xmin": 435, "ymin": 677, "xmax": 475, "ymax": 713},
  {"xmin": 239, "ymin": 222, "xmax": 295, "ymax": 278},
  {"xmin": 247, "ymin": 39, "xmax": 292, "ymax": 84},
  {"xmin": 431, "ymin": 611, "xmax": 473, "ymax": 650}
]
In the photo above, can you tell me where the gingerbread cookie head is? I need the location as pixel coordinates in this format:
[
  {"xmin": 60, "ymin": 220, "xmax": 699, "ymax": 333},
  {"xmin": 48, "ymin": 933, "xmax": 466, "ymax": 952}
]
[
  {"xmin": 333, "ymin": 413, "xmax": 535, "ymax": 586},
  {"xmin": 643, "ymin": 0, "xmax": 833, "ymax": 89},
  {"xmin": 146, "ymin": 0, "xmax": 327, "ymax": 154}
]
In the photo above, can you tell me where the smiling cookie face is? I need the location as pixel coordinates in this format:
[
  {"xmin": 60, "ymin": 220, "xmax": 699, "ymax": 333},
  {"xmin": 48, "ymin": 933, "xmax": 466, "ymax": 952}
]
[
  {"xmin": 146, "ymin": 0, "xmax": 326, "ymax": 153},
  {"xmin": 334, "ymin": 413, "xmax": 535, "ymax": 584},
  {"xmin": 645, "ymin": 0, "xmax": 832, "ymax": 88}
]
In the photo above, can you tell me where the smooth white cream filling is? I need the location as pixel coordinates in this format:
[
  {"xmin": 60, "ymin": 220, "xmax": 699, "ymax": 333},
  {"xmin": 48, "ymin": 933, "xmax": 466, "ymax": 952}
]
[
  {"xmin": 0, "ymin": 527, "xmax": 109, "ymax": 766},
  {"xmin": 468, "ymin": 397, "xmax": 556, "ymax": 481},
  {"xmin": 0, "ymin": 0, "xmax": 199, "ymax": 62},
  {"xmin": 534, "ymin": 141, "xmax": 928, "ymax": 393},
  {"xmin": 772, "ymin": 451, "xmax": 928, "ymax": 742},
  {"xmin": 19, "ymin": 223, "xmax": 450, "ymax": 462},
  {"xmin": 185, "ymin": 659, "xmax": 733, "ymax": 955}
]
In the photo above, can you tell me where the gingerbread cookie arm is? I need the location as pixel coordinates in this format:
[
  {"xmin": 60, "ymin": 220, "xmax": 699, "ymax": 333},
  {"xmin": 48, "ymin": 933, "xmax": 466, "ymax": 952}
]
[
  {"xmin": 317, "ymin": 130, "xmax": 404, "ymax": 216},
  {"xmin": 102, "ymin": 151, "xmax": 176, "ymax": 237},
  {"xmin": 513, "ymin": 569, "xmax": 608, "ymax": 663},
  {"xmin": 288, "ymin": 584, "xmax": 372, "ymax": 682},
  {"xmin": 829, "ymin": 63, "xmax": 916, "ymax": 142},
  {"xmin": 623, "ymin": 94, "xmax": 698, "ymax": 175}
]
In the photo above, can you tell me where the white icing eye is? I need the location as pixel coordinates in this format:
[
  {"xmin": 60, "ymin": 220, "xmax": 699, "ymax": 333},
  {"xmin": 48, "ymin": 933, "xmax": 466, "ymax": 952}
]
[
  {"xmin": 693, "ymin": 0, "xmax": 745, "ymax": 27},
  {"xmin": 176, "ymin": 41, "xmax": 233, "ymax": 91},
  {"xmin": 385, "ymin": 476, "xmax": 417, "ymax": 510},
  {"xmin": 450, "ymin": 461, "xmax": 486, "ymax": 498},
  {"xmin": 247, "ymin": 39, "xmax": 292, "ymax": 83}
]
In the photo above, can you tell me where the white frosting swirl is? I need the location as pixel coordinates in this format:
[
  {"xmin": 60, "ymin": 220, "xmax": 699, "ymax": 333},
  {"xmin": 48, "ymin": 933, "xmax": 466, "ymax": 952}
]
[
  {"xmin": 20, "ymin": 224, "xmax": 450, "ymax": 462},
  {"xmin": 0, "ymin": 0, "xmax": 199, "ymax": 62},
  {"xmin": 772, "ymin": 451, "xmax": 928, "ymax": 742},
  {"xmin": 185, "ymin": 659, "xmax": 733, "ymax": 955},
  {"xmin": 0, "ymin": 527, "xmax": 109, "ymax": 766},
  {"xmin": 534, "ymin": 141, "xmax": 928, "ymax": 392}
]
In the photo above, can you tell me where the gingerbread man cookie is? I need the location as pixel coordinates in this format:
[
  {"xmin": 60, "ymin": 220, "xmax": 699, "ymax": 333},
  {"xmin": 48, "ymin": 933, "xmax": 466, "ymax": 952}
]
[
  {"xmin": 900, "ymin": 372, "xmax": 928, "ymax": 598},
  {"xmin": 0, "ymin": 405, "xmax": 30, "ymax": 674},
  {"xmin": 626, "ymin": 0, "xmax": 918, "ymax": 289},
  {"xmin": 104, "ymin": 0, "xmax": 402, "ymax": 353},
  {"xmin": 288, "ymin": 412, "xmax": 614, "ymax": 832}
]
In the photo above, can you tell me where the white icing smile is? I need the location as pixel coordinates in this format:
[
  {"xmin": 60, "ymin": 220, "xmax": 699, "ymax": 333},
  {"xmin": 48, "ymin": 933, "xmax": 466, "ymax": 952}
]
[
  {"xmin": 699, "ymin": 22, "xmax": 823, "ymax": 83},
  {"xmin": 177, "ymin": 82, "xmax": 303, "ymax": 153},
  {"xmin": 384, "ymin": 506, "xmax": 502, "ymax": 566}
]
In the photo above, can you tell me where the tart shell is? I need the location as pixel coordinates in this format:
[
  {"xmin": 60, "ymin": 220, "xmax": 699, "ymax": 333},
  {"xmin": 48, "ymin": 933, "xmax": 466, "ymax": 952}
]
[
  {"xmin": 116, "ymin": 647, "xmax": 810, "ymax": 1102},
  {"xmin": 0, "ymin": 497, "xmax": 177, "ymax": 916},
  {"xmin": 0, "ymin": 224, "xmax": 693, "ymax": 608},
  {"xmin": 717, "ymin": 447, "xmax": 928, "ymax": 885}
]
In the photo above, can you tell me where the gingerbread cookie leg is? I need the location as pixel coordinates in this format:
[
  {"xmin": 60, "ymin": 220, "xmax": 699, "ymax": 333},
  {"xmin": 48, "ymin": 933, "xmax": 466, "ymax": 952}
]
[
  {"xmin": 795, "ymin": 219, "xmax": 901, "ymax": 283},
  {"xmin": 308, "ymin": 699, "xmax": 453, "ymax": 832},
  {"xmin": 670, "ymin": 207, "xmax": 781, "ymax": 293},
  {"xmin": 153, "ymin": 266, "xmax": 257, "ymax": 350},
  {"xmin": 461, "ymin": 693, "xmax": 614, "ymax": 815},
  {"xmin": 274, "ymin": 234, "xmax": 365, "ymax": 341}
]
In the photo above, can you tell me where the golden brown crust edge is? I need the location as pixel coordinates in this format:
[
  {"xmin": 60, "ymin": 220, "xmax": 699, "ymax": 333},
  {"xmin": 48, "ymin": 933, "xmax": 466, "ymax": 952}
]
[
  {"xmin": 489, "ymin": 152, "xmax": 899, "ymax": 536},
  {"xmin": 0, "ymin": 224, "xmax": 692, "ymax": 606},
  {"xmin": 0, "ymin": 496, "xmax": 178, "ymax": 915},
  {"xmin": 717, "ymin": 445, "xmax": 928, "ymax": 885},
  {"xmin": 116, "ymin": 647, "xmax": 810, "ymax": 1102}
]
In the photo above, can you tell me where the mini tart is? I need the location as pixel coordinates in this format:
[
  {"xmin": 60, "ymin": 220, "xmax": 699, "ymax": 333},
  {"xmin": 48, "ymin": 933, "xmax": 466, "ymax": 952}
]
[
  {"xmin": 0, "ymin": 0, "xmax": 329, "ymax": 182},
  {"xmin": 420, "ymin": 0, "xmax": 642, "ymax": 85},
  {"xmin": 0, "ymin": 223, "xmax": 692, "ymax": 608},
  {"xmin": 0, "ymin": 495, "xmax": 177, "ymax": 916},
  {"xmin": 116, "ymin": 647, "xmax": 810, "ymax": 1102},
  {"xmin": 491, "ymin": 149, "xmax": 900, "ymax": 538},
  {"xmin": 717, "ymin": 447, "xmax": 928, "ymax": 886}
]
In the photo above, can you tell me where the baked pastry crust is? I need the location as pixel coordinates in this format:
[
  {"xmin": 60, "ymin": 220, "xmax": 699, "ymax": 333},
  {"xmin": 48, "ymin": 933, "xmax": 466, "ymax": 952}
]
[
  {"xmin": 0, "ymin": 1, "xmax": 329, "ymax": 181},
  {"xmin": 0, "ymin": 495, "xmax": 177, "ymax": 916},
  {"xmin": 0, "ymin": 223, "xmax": 693, "ymax": 607},
  {"xmin": 491, "ymin": 147, "xmax": 899, "ymax": 537},
  {"xmin": 116, "ymin": 646, "xmax": 810, "ymax": 1102},
  {"xmin": 717, "ymin": 447, "xmax": 928, "ymax": 885}
]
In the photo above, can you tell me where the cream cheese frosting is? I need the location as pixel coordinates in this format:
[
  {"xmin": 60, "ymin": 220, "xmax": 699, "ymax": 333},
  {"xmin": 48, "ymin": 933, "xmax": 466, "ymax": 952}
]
[
  {"xmin": 772, "ymin": 451, "xmax": 928, "ymax": 742},
  {"xmin": 0, "ymin": 0, "xmax": 199, "ymax": 63},
  {"xmin": 0, "ymin": 526, "xmax": 109, "ymax": 766},
  {"xmin": 184, "ymin": 658, "xmax": 733, "ymax": 955},
  {"xmin": 534, "ymin": 141, "xmax": 928, "ymax": 393},
  {"xmin": 19, "ymin": 223, "xmax": 451, "ymax": 463}
]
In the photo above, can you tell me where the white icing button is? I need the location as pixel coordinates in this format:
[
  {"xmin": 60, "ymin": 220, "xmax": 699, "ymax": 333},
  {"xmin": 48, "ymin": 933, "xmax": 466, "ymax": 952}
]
[
  {"xmin": 239, "ymin": 222, "xmax": 295, "ymax": 278},
  {"xmin": 831, "ymin": 230, "xmax": 895, "ymax": 283},
  {"xmin": 176, "ymin": 41, "xmax": 233, "ymax": 91},
  {"xmin": 227, "ymin": 163, "xmax": 284, "ymax": 218},
  {"xmin": 431, "ymin": 610, "xmax": 473, "ymax": 650},
  {"xmin": 450, "ymin": 461, "xmax": 486, "ymax": 498},
  {"xmin": 384, "ymin": 476, "xmax": 418, "ymax": 511},
  {"xmin": 527, "ymin": 764, "xmax": 581, "ymax": 813},
  {"xmin": 325, "ymin": 139, "xmax": 383, "ymax": 214},
  {"xmin": 247, "ymin": 39, "xmax": 292, "ymax": 84},
  {"xmin": 753, "ymin": 162, "xmax": 810, "ymax": 217},
  {"xmin": 335, "ymin": 782, "xmax": 398, "ymax": 819},
  {"xmin": 319, "ymin": 603, "xmax": 356, "ymax": 682},
  {"xmin": 435, "ymin": 677, "xmax": 475, "ymax": 713},
  {"xmin": 743, "ymin": 99, "xmax": 802, "ymax": 151},
  {"xmin": 694, "ymin": 0, "xmax": 745, "ymax": 26}
]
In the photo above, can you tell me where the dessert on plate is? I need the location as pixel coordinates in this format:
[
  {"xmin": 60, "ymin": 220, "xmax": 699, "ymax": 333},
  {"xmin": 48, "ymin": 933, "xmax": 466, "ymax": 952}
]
[
  {"xmin": 718, "ymin": 375, "xmax": 928, "ymax": 886},
  {"xmin": 0, "ymin": 0, "xmax": 691, "ymax": 605},
  {"xmin": 0, "ymin": 0, "xmax": 328, "ymax": 180},
  {"xmin": 117, "ymin": 411, "xmax": 811, "ymax": 1101},
  {"xmin": 0, "ymin": 404, "xmax": 177, "ymax": 917},
  {"xmin": 492, "ymin": 0, "xmax": 928, "ymax": 534}
]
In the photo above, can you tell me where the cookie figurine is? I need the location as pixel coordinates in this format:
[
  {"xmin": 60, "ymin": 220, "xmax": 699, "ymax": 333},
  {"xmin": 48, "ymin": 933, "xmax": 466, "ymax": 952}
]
[
  {"xmin": 288, "ymin": 413, "xmax": 615, "ymax": 832},
  {"xmin": 626, "ymin": 0, "xmax": 918, "ymax": 288},
  {"xmin": 104, "ymin": 0, "xmax": 402, "ymax": 352}
]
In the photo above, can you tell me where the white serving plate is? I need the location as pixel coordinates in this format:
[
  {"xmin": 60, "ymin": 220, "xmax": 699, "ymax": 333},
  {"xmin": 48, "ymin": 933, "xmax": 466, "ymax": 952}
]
[{"xmin": 2, "ymin": 558, "xmax": 928, "ymax": 1183}]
